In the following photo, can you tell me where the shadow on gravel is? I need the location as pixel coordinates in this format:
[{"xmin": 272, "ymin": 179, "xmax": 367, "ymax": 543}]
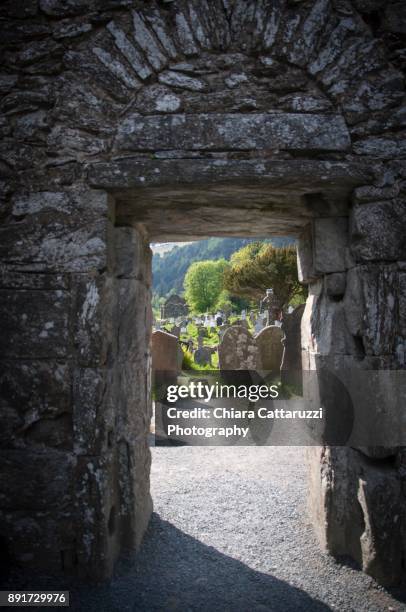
[
  {"xmin": 77, "ymin": 512, "xmax": 332, "ymax": 612},
  {"xmin": 2, "ymin": 513, "xmax": 331, "ymax": 612},
  {"xmin": 4, "ymin": 512, "xmax": 406, "ymax": 611}
]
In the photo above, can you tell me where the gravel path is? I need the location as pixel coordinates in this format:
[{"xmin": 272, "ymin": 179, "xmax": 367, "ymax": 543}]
[
  {"xmin": 70, "ymin": 445, "xmax": 406, "ymax": 611},
  {"xmin": 5, "ymin": 446, "xmax": 406, "ymax": 611}
]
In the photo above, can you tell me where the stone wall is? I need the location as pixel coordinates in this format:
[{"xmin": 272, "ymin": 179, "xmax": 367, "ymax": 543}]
[
  {"xmin": 299, "ymin": 206, "xmax": 406, "ymax": 585},
  {"xmin": 0, "ymin": 0, "xmax": 405, "ymax": 585},
  {"xmin": 0, "ymin": 190, "xmax": 153, "ymax": 579}
]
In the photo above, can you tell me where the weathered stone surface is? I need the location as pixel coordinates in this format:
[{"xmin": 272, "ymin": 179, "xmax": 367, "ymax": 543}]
[
  {"xmin": 89, "ymin": 158, "xmax": 372, "ymax": 191},
  {"xmin": 324, "ymin": 272, "xmax": 346, "ymax": 297},
  {"xmin": 308, "ymin": 446, "xmax": 403, "ymax": 587},
  {"xmin": 218, "ymin": 326, "xmax": 262, "ymax": 370},
  {"xmin": 0, "ymin": 448, "xmax": 74, "ymax": 512},
  {"xmin": 107, "ymin": 21, "xmax": 152, "ymax": 81},
  {"xmin": 255, "ymin": 325, "xmax": 284, "ymax": 372},
  {"xmin": 297, "ymin": 224, "xmax": 317, "ymax": 284},
  {"xmin": 344, "ymin": 265, "xmax": 398, "ymax": 356},
  {"xmin": 73, "ymin": 367, "xmax": 106, "ymax": 455},
  {"xmin": 0, "ymin": 360, "xmax": 71, "ymax": 449},
  {"xmin": 313, "ymin": 218, "xmax": 350, "ymax": 274},
  {"xmin": 158, "ymin": 70, "xmax": 207, "ymax": 92},
  {"xmin": 353, "ymin": 135, "xmax": 406, "ymax": 158},
  {"xmin": 350, "ymin": 199, "xmax": 406, "ymax": 262},
  {"xmin": 281, "ymin": 304, "xmax": 305, "ymax": 389},
  {"xmin": 132, "ymin": 11, "xmax": 168, "ymax": 71},
  {"xmin": 0, "ymin": 289, "xmax": 69, "ymax": 359},
  {"xmin": 115, "ymin": 113, "xmax": 351, "ymax": 152},
  {"xmin": 72, "ymin": 273, "xmax": 113, "ymax": 367}
]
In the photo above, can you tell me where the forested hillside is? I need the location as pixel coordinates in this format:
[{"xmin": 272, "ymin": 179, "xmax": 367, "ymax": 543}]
[{"xmin": 152, "ymin": 237, "xmax": 293, "ymax": 297}]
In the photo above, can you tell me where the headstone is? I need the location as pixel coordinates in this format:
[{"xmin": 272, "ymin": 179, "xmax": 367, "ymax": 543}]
[
  {"xmin": 255, "ymin": 325, "xmax": 284, "ymax": 372},
  {"xmin": 151, "ymin": 330, "xmax": 183, "ymax": 384},
  {"xmin": 194, "ymin": 336, "xmax": 212, "ymax": 367},
  {"xmin": 281, "ymin": 304, "xmax": 305, "ymax": 390},
  {"xmin": 218, "ymin": 325, "xmax": 262, "ymax": 370},
  {"xmin": 198, "ymin": 325, "xmax": 207, "ymax": 338}
]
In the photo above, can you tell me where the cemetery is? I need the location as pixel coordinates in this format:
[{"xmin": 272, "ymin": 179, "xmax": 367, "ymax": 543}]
[{"xmin": 1, "ymin": 0, "xmax": 405, "ymax": 609}]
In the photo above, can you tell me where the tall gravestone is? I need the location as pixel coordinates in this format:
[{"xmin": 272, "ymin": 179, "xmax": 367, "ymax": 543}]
[{"xmin": 255, "ymin": 325, "xmax": 284, "ymax": 372}]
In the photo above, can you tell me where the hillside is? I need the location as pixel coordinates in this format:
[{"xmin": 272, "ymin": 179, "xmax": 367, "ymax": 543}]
[{"xmin": 152, "ymin": 236, "xmax": 293, "ymax": 297}]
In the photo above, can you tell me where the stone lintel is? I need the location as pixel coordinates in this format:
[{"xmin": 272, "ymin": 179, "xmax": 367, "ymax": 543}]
[
  {"xmin": 115, "ymin": 112, "xmax": 350, "ymax": 152},
  {"xmin": 88, "ymin": 158, "xmax": 372, "ymax": 191}
]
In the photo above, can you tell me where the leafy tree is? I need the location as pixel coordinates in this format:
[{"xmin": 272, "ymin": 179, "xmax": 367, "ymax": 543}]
[
  {"xmin": 152, "ymin": 237, "xmax": 293, "ymax": 296},
  {"xmin": 223, "ymin": 243, "xmax": 306, "ymax": 311},
  {"xmin": 214, "ymin": 289, "xmax": 233, "ymax": 314},
  {"xmin": 184, "ymin": 259, "xmax": 229, "ymax": 313}
]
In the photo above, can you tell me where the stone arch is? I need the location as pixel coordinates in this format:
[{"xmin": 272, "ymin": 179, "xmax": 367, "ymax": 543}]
[{"xmin": 0, "ymin": 0, "xmax": 405, "ymax": 586}]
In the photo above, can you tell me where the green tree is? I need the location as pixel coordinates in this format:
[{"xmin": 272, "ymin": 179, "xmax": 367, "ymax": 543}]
[
  {"xmin": 223, "ymin": 243, "xmax": 306, "ymax": 310},
  {"xmin": 184, "ymin": 259, "xmax": 229, "ymax": 313}
]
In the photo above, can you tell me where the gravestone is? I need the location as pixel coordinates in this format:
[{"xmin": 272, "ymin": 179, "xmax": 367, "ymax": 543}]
[
  {"xmin": 281, "ymin": 304, "xmax": 305, "ymax": 390},
  {"xmin": 151, "ymin": 330, "xmax": 183, "ymax": 385},
  {"xmin": 218, "ymin": 326, "xmax": 262, "ymax": 370},
  {"xmin": 198, "ymin": 326, "xmax": 208, "ymax": 338},
  {"xmin": 255, "ymin": 325, "xmax": 284, "ymax": 372},
  {"xmin": 194, "ymin": 337, "xmax": 212, "ymax": 367}
]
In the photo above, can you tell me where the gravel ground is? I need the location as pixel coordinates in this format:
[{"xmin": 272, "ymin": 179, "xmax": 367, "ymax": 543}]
[{"xmin": 4, "ymin": 445, "xmax": 406, "ymax": 611}]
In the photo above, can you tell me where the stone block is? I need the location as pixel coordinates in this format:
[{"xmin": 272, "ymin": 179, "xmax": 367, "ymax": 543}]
[
  {"xmin": 0, "ymin": 289, "xmax": 70, "ymax": 359},
  {"xmin": 0, "ymin": 448, "xmax": 74, "ymax": 512},
  {"xmin": 344, "ymin": 265, "xmax": 398, "ymax": 356},
  {"xmin": 324, "ymin": 272, "xmax": 346, "ymax": 297},
  {"xmin": 0, "ymin": 189, "xmax": 112, "ymax": 273},
  {"xmin": 307, "ymin": 446, "xmax": 404, "ymax": 586},
  {"xmin": 313, "ymin": 217, "xmax": 350, "ymax": 274},
  {"xmin": 399, "ymin": 272, "xmax": 406, "ymax": 337},
  {"xmin": 350, "ymin": 199, "xmax": 406, "ymax": 262},
  {"xmin": 297, "ymin": 224, "xmax": 317, "ymax": 284},
  {"xmin": 352, "ymin": 184, "xmax": 400, "ymax": 203},
  {"xmin": 0, "ymin": 361, "xmax": 72, "ymax": 449},
  {"xmin": 115, "ymin": 112, "xmax": 351, "ymax": 152},
  {"xmin": 73, "ymin": 367, "xmax": 108, "ymax": 455},
  {"xmin": 114, "ymin": 226, "xmax": 151, "ymax": 284},
  {"xmin": 0, "ymin": 268, "xmax": 69, "ymax": 290},
  {"xmin": 72, "ymin": 273, "xmax": 114, "ymax": 367},
  {"xmin": 116, "ymin": 278, "xmax": 151, "ymax": 365}
]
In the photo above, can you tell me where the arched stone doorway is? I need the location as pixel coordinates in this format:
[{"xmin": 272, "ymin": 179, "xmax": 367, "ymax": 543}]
[{"xmin": 0, "ymin": 0, "xmax": 404, "ymax": 585}]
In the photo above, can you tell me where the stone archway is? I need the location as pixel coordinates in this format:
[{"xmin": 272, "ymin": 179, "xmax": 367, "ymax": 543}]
[{"xmin": 0, "ymin": 0, "xmax": 405, "ymax": 585}]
